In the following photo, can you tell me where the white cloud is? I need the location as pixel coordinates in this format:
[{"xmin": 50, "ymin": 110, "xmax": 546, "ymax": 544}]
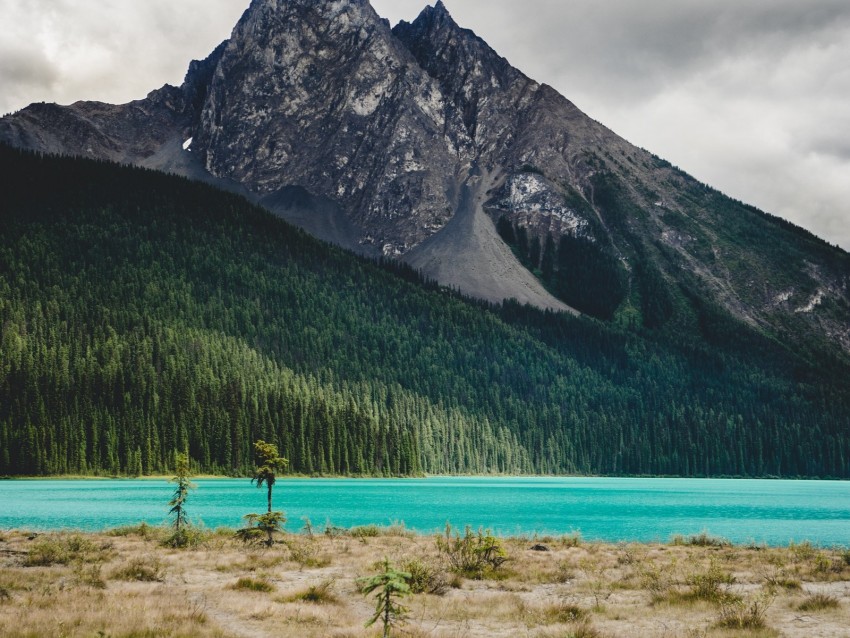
[{"xmin": 1, "ymin": 0, "xmax": 848, "ymax": 249}]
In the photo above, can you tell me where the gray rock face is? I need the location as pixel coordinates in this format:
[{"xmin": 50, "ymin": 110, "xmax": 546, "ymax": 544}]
[
  {"xmin": 393, "ymin": 2, "xmax": 639, "ymax": 243},
  {"xmin": 1, "ymin": 0, "xmax": 848, "ymax": 353},
  {"xmin": 196, "ymin": 0, "xmax": 473, "ymax": 256}
]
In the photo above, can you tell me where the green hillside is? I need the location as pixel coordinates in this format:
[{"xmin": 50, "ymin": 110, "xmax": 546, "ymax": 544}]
[{"xmin": 1, "ymin": 145, "xmax": 848, "ymax": 478}]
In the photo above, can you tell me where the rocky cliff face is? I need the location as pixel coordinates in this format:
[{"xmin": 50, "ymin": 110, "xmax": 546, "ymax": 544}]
[
  {"xmin": 1, "ymin": 0, "xmax": 848, "ymax": 353},
  {"xmin": 195, "ymin": 0, "xmax": 476, "ymax": 256}
]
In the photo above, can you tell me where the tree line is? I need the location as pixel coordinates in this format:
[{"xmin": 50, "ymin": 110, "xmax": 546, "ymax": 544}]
[{"xmin": 1, "ymin": 144, "xmax": 848, "ymax": 478}]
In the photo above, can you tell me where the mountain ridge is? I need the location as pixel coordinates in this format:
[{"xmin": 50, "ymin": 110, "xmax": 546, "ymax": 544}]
[{"xmin": 1, "ymin": 0, "xmax": 848, "ymax": 357}]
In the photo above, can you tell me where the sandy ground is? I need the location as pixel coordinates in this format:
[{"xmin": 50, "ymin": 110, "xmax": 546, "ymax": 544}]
[{"xmin": 1, "ymin": 526, "xmax": 849, "ymax": 638}]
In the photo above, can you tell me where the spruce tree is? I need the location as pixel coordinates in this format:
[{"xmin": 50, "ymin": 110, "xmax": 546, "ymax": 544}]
[{"xmin": 166, "ymin": 452, "xmax": 196, "ymax": 547}]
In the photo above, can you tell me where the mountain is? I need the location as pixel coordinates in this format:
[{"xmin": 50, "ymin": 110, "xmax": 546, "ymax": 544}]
[
  {"xmin": 2, "ymin": 0, "xmax": 848, "ymax": 358},
  {"xmin": 2, "ymin": 144, "xmax": 849, "ymax": 478}
]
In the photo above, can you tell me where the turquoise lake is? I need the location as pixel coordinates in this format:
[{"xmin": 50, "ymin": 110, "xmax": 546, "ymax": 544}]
[{"xmin": 1, "ymin": 477, "xmax": 848, "ymax": 546}]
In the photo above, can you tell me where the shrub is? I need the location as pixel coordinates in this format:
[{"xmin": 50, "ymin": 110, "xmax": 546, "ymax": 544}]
[
  {"xmin": 73, "ymin": 562, "xmax": 106, "ymax": 589},
  {"xmin": 562, "ymin": 532, "xmax": 582, "ymax": 548},
  {"xmin": 162, "ymin": 526, "xmax": 209, "ymax": 549},
  {"xmin": 233, "ymin": 576, "xmax": 275, "ymax": 593},
  {"xmin": 24, "ymin": 534, "xmax": 101, "ymax": 566},
  {"xmin": 813, "ymin": 552, "xmax": 832, "ymax": 574},
  {"xmin": 111, "ymin": 556, "xmax": 165, "ymax": 582},
  {"xmin": 579, "ymin": 560, "xmax": 615, "ymax": 609},
  {"xmin": 554, "ymin": 559, "xmax": 575, "ymax": 584},
  {"xmin": 716, "ymin": 594, "xmax": 773, "ymax": 629},
  {"xmin": 436, "ymin": 523, "xmax": 508, "ymax": 579},
  {"xmin": 569, "ymin": 622, "xmax": 604, "ymax": 638},
  {"xmin": 798, "ymin": 593, "xmax": 840, "ymax": 612},
  {"xmin": 403, "ymin": 558, "xmax": 449, "ymax": 595},
  {"xmin": 323, "ymin": 520, "xmax": 347, "ymax": 538},
  {"xmin": 544, "ymin": 602, "xmax": 587, "ymax": 624},
  {"xmin": 283, "ymin": 580, "xmax": 337, "ymax": 604},
  {"xmin": 639, "ymin": 561, "xmax": 675, "ymax": 600},
  {"xmin": 671, "ymin": 531, "xmax": 730, "ymax": 547},
  {"xmin": 685, "ymin": 560, "xmax": 736, "ymax": 602},
  {"xmin": 351, "ymin": 525, "xmax": 380, "ymax": 540},
  {"xmin": 107, "ymin": 522, "xmax": 163, "ymax": 541},
  {"xmin": 789, "ymin": 540, "xmax": 816, "ymax": 562},
  {"xmin": 283, "ymin": 537, "xmax": 331, "ymax": 569}
]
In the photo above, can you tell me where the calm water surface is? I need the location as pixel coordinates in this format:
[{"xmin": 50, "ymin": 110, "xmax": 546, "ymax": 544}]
[{"xmin": 1, "ymin": 477, "xmax": 848, "ymax": 546}]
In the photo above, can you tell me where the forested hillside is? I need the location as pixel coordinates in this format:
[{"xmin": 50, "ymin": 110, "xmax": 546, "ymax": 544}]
[{"xmin": 1, "ymin": 145, "xmax": 848, "ymax": 478}]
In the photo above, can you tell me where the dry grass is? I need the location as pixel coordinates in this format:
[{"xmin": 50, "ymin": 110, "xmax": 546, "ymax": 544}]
[
  {"xmin": 0, "ymin": 528, "xmax": 848, "ymax": 637},
  {"xmin": 797, "ymin": 592, "xmax": 841, "ymax": 612}
]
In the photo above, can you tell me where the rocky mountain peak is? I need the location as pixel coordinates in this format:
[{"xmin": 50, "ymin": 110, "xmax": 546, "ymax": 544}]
[
  {"xmin": 192, "ymin": 0, "xmax": 474, "ymax": 255},
  {"xmin": 417, "ymin": 1, "xmax": 454, "ymax": 25},
  {"xmin": 394, "ymin": 3, "xmax": 535, "ymax": 151}
]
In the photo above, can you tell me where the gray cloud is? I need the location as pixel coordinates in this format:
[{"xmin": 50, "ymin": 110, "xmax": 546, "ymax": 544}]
[
  {"xmin": 0, "ymin": 0, "xmax": 245, "ymax": 113},
  {"xmin": 1, "ymin": 0, "xmax": 848, "ymax": 249}
]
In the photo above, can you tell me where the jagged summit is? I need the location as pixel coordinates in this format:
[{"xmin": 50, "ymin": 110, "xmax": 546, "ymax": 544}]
[
  {"xmin": 418, "ymin": 1, "xmax": 454, "ymax": 21},
  {"xmin": 1, "ymin": 0, "xmax": 847, "ymax": 352}
]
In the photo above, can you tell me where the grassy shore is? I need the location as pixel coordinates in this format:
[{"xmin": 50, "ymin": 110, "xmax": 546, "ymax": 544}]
[{"xmin": 0, "ymin": 525, "xmax": 848, "ymax": 638}]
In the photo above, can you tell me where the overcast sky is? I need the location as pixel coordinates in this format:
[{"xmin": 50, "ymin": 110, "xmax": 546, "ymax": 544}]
[{"xmin": 2, "ymin": 0, "xmax": 848, "ymax": 250}]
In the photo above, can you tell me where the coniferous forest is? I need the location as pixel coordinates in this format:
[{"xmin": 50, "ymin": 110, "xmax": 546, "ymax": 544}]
[{"xmin": 1, "ymin": 145, "xmax": 849, "ymax": 478}]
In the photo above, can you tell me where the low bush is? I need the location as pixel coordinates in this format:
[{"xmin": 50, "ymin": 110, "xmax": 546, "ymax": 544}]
[
  {"xmin": 565, "ymin": 621, "xmax": 604, "ymax": 638},
  {"xmin": 798, "ymin": 593, "xmax": 840, "ymax": 612},
  {"xmin": 553, "ymin": 560, "xmax": 575, "ymax": 584},
  {"xmin": 350, "ymin": 525, "xmax": 380, "ymax": 540},
  {"xmin": 685, "ymin": 561, "xmax": 736, "ymax": 602},
  {"xmin": 403, "ymin": 558, "xmax": 449, "ymax": 595},
  {"xmin": 670, "ymin": 531, "xmax": 731, "ymax": 548},
  {"xmin": 233, "ymin": 576, "xmax": 275, "ymax": 593},
  {"xmin": 282, "ymin": 580, "xmax": 337, "ymax": 604},
  {"xmin": 436, "ymin": 523, "xmax": 508, "ymax": 579},
  {"xmin": 107, "ymin": 522, "xmax": 163, "ymax": 542},
  {"xmin": 283, "ymin": 537, "xmax": 331, "ymax": 569},
  {"xmin": 716, "ymin": 594, "xmax": 774, "ymax": 630},
  {"xmin": 639, "ymin": 561, "xmax": 675, "ymax": 600},
  {"xmin": 562, "ymin": 532, "xmax": 582, "ymax": 548},
  {"xmin": 73, "ymin": 562, "xmax": 106, "ymax": 589},
  {"xmin": 111, "ymin": 556, "xmax": 165, "ymax": 582},
  {"xmin": 789, "ymin": 540, "xmax": 816, "ymax": 562},
  {"xmin": 24, "ymin": 534, "xmax": 102, "ymax": 566},
  {"xmin": 162, "ymin": 526, "xmax": 209, "ymax": 549},
  {"xmin": 544, "ymin": 602, "xmax": 587, "ymax": 624}
]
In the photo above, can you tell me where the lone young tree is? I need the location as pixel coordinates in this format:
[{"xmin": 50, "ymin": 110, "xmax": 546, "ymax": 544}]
[
  {"xmin": 358, "ymin": 558, "xmax": 411, "ymax": 638},
  {"xmin": 166, "ymin": 452, "xmax": 196, "ymax": 547},
  {"xmin": 253, "ymin": 440, "xmax": 288, "ymax": 514},
  {"xmin": 237, "ymin": 440, "xmax": 288, "ymax": 547}
]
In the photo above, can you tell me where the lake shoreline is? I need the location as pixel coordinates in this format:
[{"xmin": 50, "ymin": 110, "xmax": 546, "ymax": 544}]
[{"xmin": 4, "ymin": 472, "xmax": 848, "ymax": 481}]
